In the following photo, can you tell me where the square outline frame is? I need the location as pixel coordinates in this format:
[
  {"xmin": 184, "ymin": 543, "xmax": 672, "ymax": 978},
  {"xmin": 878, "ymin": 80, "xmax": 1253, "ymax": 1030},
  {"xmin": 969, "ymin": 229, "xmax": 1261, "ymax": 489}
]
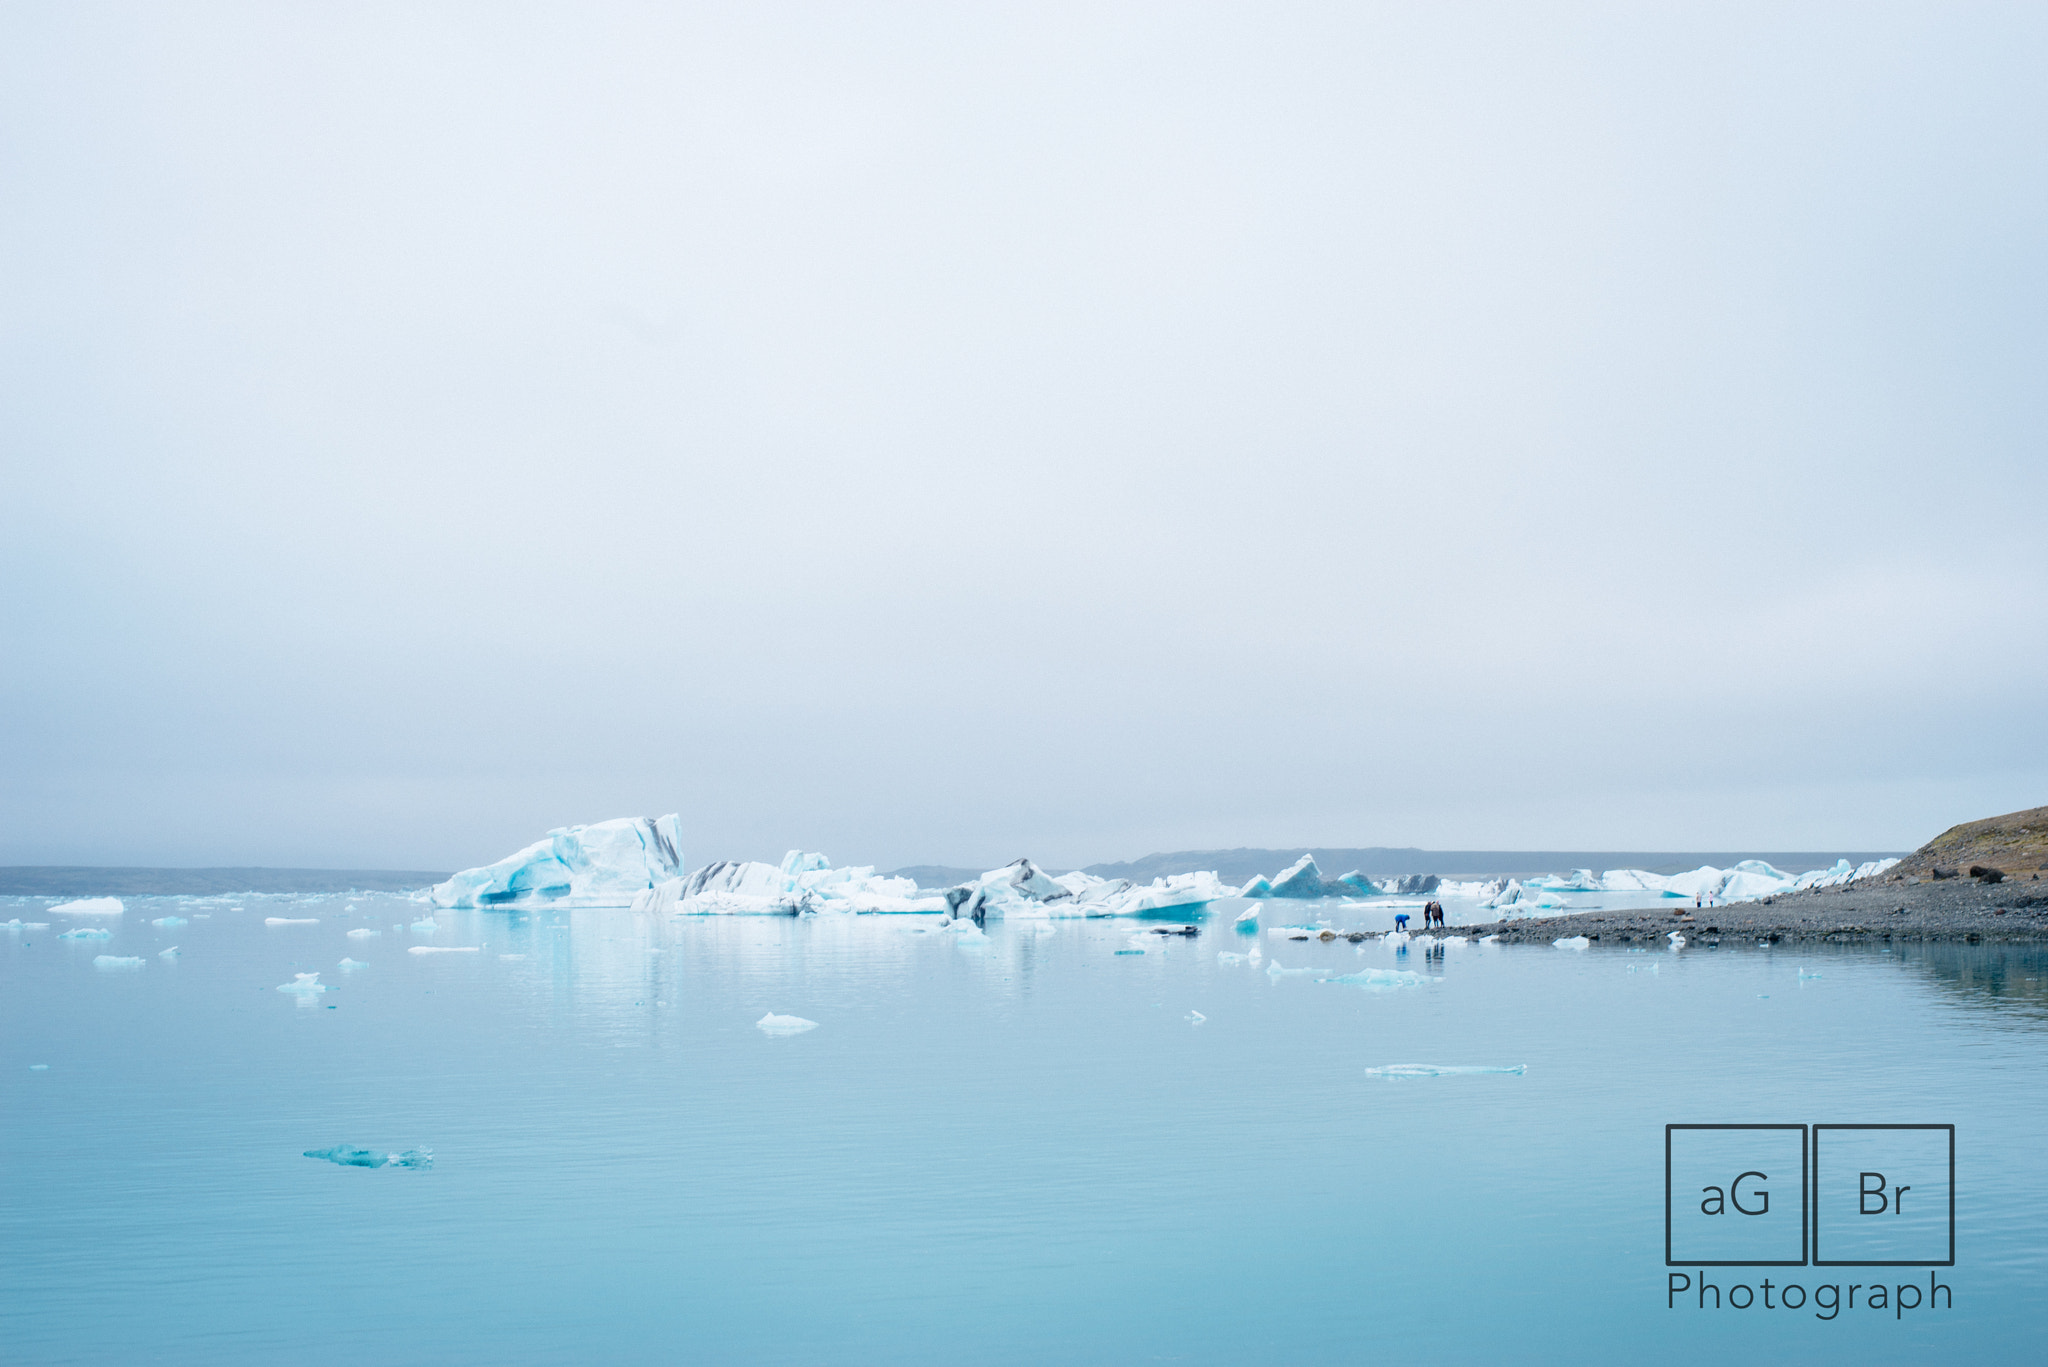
[
  {"xmin": 1812, "ymin": 1123, "xmax": 1955, "ymax": 1267},
  {"xmin": 1665, "ymin": 1124, "xmax": 1809, "ymax": 1267}
]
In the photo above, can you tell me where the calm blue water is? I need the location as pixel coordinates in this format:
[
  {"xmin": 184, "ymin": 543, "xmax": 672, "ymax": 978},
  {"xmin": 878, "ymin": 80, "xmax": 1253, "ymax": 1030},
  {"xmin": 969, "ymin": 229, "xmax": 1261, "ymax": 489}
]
[{"xmin": 4, "ymin": 893, "xmax": 2043, "ymax": 1364}]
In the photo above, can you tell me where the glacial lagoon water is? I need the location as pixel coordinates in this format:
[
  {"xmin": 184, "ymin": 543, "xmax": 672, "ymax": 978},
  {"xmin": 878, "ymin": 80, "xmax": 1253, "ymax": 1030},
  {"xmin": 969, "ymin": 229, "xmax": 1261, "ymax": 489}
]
[{"xmin": 4, "ymin": 893, "xmax": 2045, "ymax": 1364}]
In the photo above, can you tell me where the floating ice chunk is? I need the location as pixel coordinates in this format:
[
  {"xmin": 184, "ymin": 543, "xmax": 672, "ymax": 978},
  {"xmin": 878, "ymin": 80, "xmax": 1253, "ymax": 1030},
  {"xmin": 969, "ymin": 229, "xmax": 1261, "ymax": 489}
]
[
  {"xmin": 1233, "ymin": 907, "xmax": 1259, "ymax": 933},
  {"xmin": 433, "ymin": 815, "xmax": 685, "ymax": 908},
  {"xmin": 93, "ymin": 955, "xmax": 145, "ymax": 969},
  {"xmin": 277, "ymin": 972, "xmax": 327, "ymax": 995},
  {"xmin": 338, "ymin": 958, "xmax": 369, "ymax": 971},
  {"xmin": 1364, "ymin": 1063, "xmax": 1526, "ymax": 1077},
  {"xmin": 60, "ymin": 926, "xmax": 114, "ymax": 940},
  {"xmin": 756, "ymin": 1013, "xmax": 817, "ymax": 1036},
  {"xmin": 1264, "ymin": 960, "xmax": 1321, "ymax": 977},
  {"xmin": 1186, "ymin": 1010, "xmax": 1207, "ymax": 1025},
  {"xmin": 498, "ymin": 953, "xmax": 526, "ymax": 960},
  {"xmin": 409, "ymin": 918, "xmax": 438, "ymax": 933},
  {"xmin": 1478, "ymin": 934, "xmax": 1500, "ymax": 945},
  {"xmin": 29, "ymin": 1064, "xmax": 49, "ymax": 1070},
  {"xmin": 346, "ymin": 928, "xmax": 379, "ymax": 939},
  {"xmin": 158, "ymin": 946, "xmax": 180, "ymax": 959},
  {"xmin": 1237, "ymin": 875, "xmax": 1274, "ymax": 897},
  {"xmin": 1321, "ymin": 969, "xmax": 1429, "ymax": 990},
  {"xmin": 303, "ymin": 1145, "xmax": 433, "ymax": 1169},
  {"xmin": 407, "ymin": 946, "xmax": 479, "ymax": 955},
  {"xmin": 1216, "ymin": 951, "xmax": 1250, "ymax": 964},
  {"xmin": 1667, "ymin": 931, "xmax": 1686, "ymax": 949},
  {"xmin": 1382, "ymin": 931, "xmax": 1410, "ymax": 948},
  {"xmin": 1440, "ymin": 936, "xmax": 1468, "ymax": 947},
  {"xmin": 1553, "ymin": 936, "xmax": 1591, "ymax": 950},
  {"xmin": 151, "ymin": 916, "xmax": 188, "ymax": 928},
  {"xmin": 265, "ymin": 917, "xmax": 318, "ymax": 926},
  {"xmin": 50, "ymin": 897, "xmax": 124, "ymax": 917},
  {"xmin": 1797, "ymin": 967, "xmax": 1822, "ymax": 980}
]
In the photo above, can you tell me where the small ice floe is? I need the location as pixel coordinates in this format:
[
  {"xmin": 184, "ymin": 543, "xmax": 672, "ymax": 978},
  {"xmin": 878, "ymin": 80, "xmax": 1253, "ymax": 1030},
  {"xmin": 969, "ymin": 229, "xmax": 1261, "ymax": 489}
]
[
  {"xmin": 1364, "ymin": 1063, "xmax": 1527, "ymax": 1078},
  {"xmin": 265, "ymin": 917, "xmax": 319, "ymax": 926},
  {"xmin": 303, "ymin": 1145, "xmax": 433, "ymax": 1169},
  {"xmin": 1234, "ymin": 906, "xmax": 1260, "ymax": 932},
  {"xmin": 1440, "ymin": 935, "xmax": 1468, "ymax": 946},
  {"xmin": 1553, "ymin": 936, "xmax": 1591, "ymax": 950},
  {"xmin": 59, "ymin": 927, "xmax": 112, "ymax": 940},
  {"xmin": 1478, "ymin": 934, "xmax": 1500, "ymax": 945},
  {"xmin": 1627, "ymin": 961, "xmax": 1660, "ymax": 974},
  {"xmin": 1668, "ymin": 931, "xmax": 1687, "ymax": 949},
  {"xmin": 50, "ymin": 897, "xmax": 124, "ymax": 917},
  {"xmin": 499, "ymin": 953, "xmax": 526, "ymax": 961},
  {"xmin": 93, "ymin": 955, "xmax": 145, "ymax": 970},
  {"xmin": 338, "ymin": 958, "xmax": 369, "ymax": 971},
  {"xmin": 277, "ymin": 972, "xmax": 328, "ymax": 995},
  {"xmin": 756, "ymin": 1012, "xmax": 818, "ymax": 1036},
  {"xmin": 346, "ymin": 928, "xmax": 380, "ymax": 939},
  {"xmin": 409, "ymin": 918, "xmax": 438, "ymax": 933},
  {"xmin": 1321, "ymin": 969, "xmax": 1429, "ymax": 990},
  {"xmin": 1216, "ymin": 951, "xmax": 1250, "ymax": 964},
  {"xmin": 29, "ymin": 1064, "xmax": 49, "ymax": 1071},
  {"xmin": 1186, "ymin": 1010, "xmax": 1207, "ymax": 1025},
  {"xmin": 1382, "ymin": 931, "xmax": 1410, "ymax": 948},
  {"xmin": 158, "ymin": 946, "xmax": 180, "ymax": 960},
  {"xmin": 151, "ymin": 916, "xmax": 188, "ymax": 929},
  {"xmin": 407, "ymin": 946, "xmax": 479, "ymax": 955},
  {"xmin": 1797, "ymin": 967, "xmax": 1822, "ymax": 980},
  {"xmin": 1265, "ymin": 960, "xmax": 1321, "ymax": 977}
]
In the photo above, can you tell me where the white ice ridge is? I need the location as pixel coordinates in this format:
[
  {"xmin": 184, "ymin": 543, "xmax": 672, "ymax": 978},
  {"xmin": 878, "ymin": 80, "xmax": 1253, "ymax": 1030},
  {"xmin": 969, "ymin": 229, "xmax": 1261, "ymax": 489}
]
[
  {"xmin": 433, "ymin": 815, "xmax": 686, "ymax": 909},
  {"xmin": 634, "ymin": 850, "xmax": 943, "ymax": 917},
  {"xmin": 1446, "ymin": 857, "xmax": 1903, "ymax": 913},
  {"xmin": 628, "ymin": 852, "xmax": 1232, "ymax": 920},
  {"xmin": 756, "ymin": 1013, "xmax": 818, "ymax": 1036},
  {"xmin": 50, "ymin": 897, "xmax": 124, "ymax": 917}
]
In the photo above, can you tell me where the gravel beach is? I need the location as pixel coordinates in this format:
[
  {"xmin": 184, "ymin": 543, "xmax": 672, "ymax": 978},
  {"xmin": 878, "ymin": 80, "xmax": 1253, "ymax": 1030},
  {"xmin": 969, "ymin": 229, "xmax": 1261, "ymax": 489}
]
[{"xmin": 1462, "ymin": 875, "xmax": 2048, "ymax": 945}]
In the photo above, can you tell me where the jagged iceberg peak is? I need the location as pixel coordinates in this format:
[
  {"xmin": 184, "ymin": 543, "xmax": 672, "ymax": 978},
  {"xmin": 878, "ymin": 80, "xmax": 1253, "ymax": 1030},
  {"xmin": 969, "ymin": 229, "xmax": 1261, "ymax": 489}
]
[
  {"xmin": 432, "ymin": 815, "xmax": 685, "ymax": 909},
  {"xmin": 1237, "ymin": 855, "xmax": 1374, "ymax": 900}
]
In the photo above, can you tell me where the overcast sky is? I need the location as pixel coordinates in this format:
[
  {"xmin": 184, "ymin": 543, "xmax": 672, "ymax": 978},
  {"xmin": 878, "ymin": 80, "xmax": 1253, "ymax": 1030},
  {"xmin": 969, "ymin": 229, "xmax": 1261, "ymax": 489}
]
[{"xmin": 3, "ymin": 2, "xmax": 2043, "ymax": 872}]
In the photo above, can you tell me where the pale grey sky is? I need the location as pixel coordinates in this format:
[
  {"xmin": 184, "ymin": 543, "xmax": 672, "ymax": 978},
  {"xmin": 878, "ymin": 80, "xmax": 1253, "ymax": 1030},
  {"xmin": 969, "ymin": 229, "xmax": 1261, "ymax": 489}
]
[{"xmin": 3, "ymin": 2, "xmax": 2043, "ymax": 871}]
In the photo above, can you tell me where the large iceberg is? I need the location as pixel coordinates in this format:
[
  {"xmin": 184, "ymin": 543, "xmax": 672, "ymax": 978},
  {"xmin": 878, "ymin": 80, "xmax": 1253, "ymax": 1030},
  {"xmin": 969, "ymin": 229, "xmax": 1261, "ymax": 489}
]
[{"xmin": 433, "ymin": 815, "xmax": 685, "ymax": 908}]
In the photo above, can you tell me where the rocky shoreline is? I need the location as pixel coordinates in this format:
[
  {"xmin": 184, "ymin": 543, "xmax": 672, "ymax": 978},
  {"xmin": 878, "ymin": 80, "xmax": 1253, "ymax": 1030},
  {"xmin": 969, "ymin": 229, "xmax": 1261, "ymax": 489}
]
[{"xmin": 1460, "ymin": 875, "xmax": 2048, "ymax": 945}]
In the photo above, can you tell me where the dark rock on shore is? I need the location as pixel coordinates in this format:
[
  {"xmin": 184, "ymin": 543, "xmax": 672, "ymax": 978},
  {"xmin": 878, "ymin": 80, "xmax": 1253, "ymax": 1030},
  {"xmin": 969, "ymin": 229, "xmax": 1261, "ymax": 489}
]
[{"xmin": 1461, "ymin": 876, "xmax": 2048, "ymax": 945}]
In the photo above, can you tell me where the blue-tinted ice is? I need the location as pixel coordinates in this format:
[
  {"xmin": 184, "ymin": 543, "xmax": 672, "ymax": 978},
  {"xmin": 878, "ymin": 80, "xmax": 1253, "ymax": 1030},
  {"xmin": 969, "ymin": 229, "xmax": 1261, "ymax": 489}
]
[{"xmin": 303, "ymin": 1145, "xmax": 433, "ymax": 1169}]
